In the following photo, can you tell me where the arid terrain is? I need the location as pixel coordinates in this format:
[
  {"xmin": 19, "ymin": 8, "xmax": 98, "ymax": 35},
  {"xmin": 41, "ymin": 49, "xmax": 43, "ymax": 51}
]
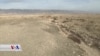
[{"xmin": 0, "ymin": 13, "xmax": 100, "ymax": 56}]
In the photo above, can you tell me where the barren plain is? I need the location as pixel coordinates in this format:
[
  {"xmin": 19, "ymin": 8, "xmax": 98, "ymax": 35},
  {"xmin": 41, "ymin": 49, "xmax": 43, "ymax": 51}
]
[{"xmin": 0, "ymin": 14, "xmax": 100, "ymax": 56}]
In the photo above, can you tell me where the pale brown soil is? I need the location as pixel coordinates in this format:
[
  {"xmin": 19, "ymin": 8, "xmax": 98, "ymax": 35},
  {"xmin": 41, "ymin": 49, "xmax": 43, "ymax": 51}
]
[{"xmin": 0, "ymin": 14, "xmax": 100, "ymax": 56}]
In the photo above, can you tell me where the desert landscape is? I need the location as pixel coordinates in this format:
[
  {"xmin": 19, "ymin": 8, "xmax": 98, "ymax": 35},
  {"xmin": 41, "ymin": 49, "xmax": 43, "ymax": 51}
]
[{"xmin": 0, "ymin": 13, "xmax": 100, "ymax": 56}]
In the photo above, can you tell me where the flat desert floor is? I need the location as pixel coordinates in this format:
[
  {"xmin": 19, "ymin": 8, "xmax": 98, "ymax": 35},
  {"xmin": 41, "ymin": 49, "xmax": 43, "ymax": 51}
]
[{"xmin": 0, "ymin": 14, "xmax": 100, "ymax": 56}]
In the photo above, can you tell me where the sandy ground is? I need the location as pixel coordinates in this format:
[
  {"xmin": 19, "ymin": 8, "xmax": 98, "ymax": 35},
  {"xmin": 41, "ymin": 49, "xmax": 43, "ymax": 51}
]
[{"xmin": 0, "ymin": 14, "xmax": 100, "ymax": 56}]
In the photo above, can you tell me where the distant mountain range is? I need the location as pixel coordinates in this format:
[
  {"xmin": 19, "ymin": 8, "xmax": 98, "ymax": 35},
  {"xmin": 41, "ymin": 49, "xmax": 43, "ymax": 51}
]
[{"xmin": 0, "ymin": 9, "xmax": 99, "ymax": 14}]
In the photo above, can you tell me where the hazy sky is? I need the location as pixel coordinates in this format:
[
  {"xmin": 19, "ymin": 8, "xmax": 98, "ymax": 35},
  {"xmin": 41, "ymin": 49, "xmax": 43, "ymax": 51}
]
[{"xmin": 0, "ymin": 0, "xmax": 100, "ymax": 12}]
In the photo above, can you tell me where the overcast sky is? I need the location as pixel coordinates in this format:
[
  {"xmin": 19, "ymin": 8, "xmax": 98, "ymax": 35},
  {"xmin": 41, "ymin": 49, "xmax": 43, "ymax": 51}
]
[{"xmin": 0, "ymin": 0, "xmax": 100, "ymax": 12}]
